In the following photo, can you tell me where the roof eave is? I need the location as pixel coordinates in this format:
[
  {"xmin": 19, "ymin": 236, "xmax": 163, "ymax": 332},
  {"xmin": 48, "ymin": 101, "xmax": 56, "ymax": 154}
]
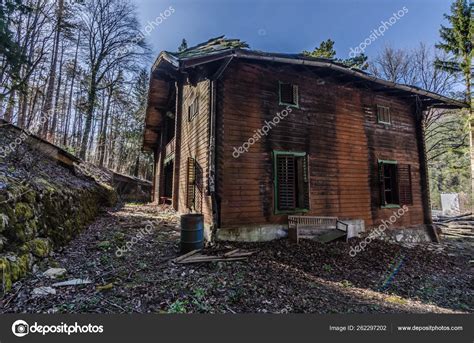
[{"xmin": 232, "ymin": 50, "xmax": 468, "ymax": 109}]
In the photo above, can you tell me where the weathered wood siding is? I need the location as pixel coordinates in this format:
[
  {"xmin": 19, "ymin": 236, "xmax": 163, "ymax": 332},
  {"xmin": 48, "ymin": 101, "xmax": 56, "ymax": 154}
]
[
  {"xmin": 177, "ymin": 80, "xmax": 213, "ymax": 227},
  {"xmin": 216, "ymin": 60, "xmax": 424, "ymax": 229}
]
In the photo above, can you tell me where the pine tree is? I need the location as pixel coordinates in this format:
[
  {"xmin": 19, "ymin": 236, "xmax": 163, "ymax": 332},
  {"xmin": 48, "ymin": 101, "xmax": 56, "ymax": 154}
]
[
  {"xmin": 303, "ymin": 39, "xmax": 368, "ymax": 70},
  {"xmin": 436, "ymin": 0, "xmax": 473, "ymax": 209},
  {"xmin": 303, "ymin": 39, "xmax": 336, "ymax": 59},
  {"xmin": 178, "ymin": 38, "xmax": 188, "ymax": 52},
  {"xmin": 436, "ymin": 0, "xmax": 472, "ymax": 104}
]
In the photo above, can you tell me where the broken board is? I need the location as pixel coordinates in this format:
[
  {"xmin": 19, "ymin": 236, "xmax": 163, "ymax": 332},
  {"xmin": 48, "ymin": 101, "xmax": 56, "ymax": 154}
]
[{"xmin": 314, "ymin": 230, "xmax": 347, "ymax": 243}]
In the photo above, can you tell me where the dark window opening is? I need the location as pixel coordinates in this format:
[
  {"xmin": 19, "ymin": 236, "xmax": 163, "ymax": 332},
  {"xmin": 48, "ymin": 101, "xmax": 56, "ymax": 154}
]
[
  {"xmin": 274, "ymin": 152, "xmax": 309, "ymax": 212},
  {"xmin": 379, "ymin": 161, "xmax": 413, "ymax": 207},
  {"xmin": 279, "ymin": 82, "xmax": 299, "ymax": 107},
  {"xmin": 163, "ymin": 161, "xmax": 174, "ymax": 198},
  {"xmin": 379, "ymin": 161, "xmax": 399, "ymax": 206},
  {"xmin": 188, "ymin": 96, "xmax": 199, "ymax": 121}
]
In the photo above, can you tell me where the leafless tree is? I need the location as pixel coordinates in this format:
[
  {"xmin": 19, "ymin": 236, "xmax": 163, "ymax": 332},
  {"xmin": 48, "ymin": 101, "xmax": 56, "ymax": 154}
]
[{"xmin": 77, "ymin": 0, "xmax": 149, "ymax": 159}]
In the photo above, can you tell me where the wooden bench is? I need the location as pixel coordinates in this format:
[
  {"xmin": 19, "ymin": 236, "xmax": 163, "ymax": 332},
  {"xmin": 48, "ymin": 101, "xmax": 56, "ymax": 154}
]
[{"xmin": 288, "ymin": 216, "xmax": 349, "ymax": 243}]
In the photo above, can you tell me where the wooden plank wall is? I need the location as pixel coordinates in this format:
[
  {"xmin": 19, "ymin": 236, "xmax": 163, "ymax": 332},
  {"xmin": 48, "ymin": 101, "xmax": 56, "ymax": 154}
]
[
  {"xmin": 177, "ymin": 79, "xmax": 213, "ymax": 226},
  {"xmin": 216, "ymin": 60, "xmax": 424, "ymax": 229}
]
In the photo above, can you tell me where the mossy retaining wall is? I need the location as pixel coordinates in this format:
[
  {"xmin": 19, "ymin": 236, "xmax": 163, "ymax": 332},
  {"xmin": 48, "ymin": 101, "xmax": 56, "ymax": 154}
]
[{"xmin": 0, "ymin": 124, "xmax": 116, "ymax": 294}]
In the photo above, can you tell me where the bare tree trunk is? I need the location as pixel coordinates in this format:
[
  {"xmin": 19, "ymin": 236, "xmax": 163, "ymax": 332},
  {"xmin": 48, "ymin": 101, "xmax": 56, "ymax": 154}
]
[
  {"xmin": 49, "ymin": 42, "xmax": 65, "ymax": 142},
  {"xmin": 79, "ymin": 72, "xmax": 97, "ymax": 159},
  {"xmin": 98, "ymin": 85, "xmax": 113, "ymax": 166},
  {"xmin": 40, "ymin": 0, "xmax": 64, "ymax": 139},
  {"xmin": 63, "ymin": 32, "xmax": 80, "ymax": 147},
  {"xmin": 4, "ymin": 91, "xmax": 15, "ymax": 122}
]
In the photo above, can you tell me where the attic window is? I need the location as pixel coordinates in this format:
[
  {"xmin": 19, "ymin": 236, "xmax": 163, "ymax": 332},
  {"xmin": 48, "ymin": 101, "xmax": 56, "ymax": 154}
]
[
  {"xmin": 377, "ymin": 105, "xmax": 391, "ymax": 124},
  {"xmin": 279, "ymin": 82, "xmax": 299, "ymax": 107},
  {"xmin": 188, "ymin": 96, "xmax": 199, "ymax": 121}
]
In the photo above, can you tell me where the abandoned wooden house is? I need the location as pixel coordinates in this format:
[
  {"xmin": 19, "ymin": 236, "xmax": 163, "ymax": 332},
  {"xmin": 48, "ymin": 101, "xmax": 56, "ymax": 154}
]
[{"xmin": 143, "ymin": 37, "xmax": 466, "ymax": 242}]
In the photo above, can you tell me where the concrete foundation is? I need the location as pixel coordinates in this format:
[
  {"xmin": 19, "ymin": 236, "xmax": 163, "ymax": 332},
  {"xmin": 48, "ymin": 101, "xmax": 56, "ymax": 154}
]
[
  {"xmin": 217, "ymin": 225, "xmax": 287, "ymax": 242},
  {"xmin": 340, "ymin": 219, "xmax": 365, "ymax": 239},
  {"xmin": 372, "ymin": 225, "xmax": 432, "ymax": 243}
]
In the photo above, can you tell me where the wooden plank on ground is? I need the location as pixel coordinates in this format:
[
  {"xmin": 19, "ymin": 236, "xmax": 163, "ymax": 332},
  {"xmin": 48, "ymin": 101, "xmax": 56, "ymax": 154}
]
[
  {"xmin": 173, "ymin": 249, "xmax": 201, "ymax": 263},
  {"xmin": 223, "ymin": 249, "xmax": 240, "ymax": 257},
  {"xmin": 178, "ymin": 257, "xmax": 247, "ymax": 264}
]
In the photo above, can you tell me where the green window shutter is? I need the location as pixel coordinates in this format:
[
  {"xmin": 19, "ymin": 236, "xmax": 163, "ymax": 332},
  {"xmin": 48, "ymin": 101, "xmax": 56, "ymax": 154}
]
[
  {"xmin": 302, "ymin": 154, "xmax": 310, "ymax": 209},
  {"xmin": 276, "ymin": 154, "xmax": 296, "ymax": 210},
  {"xmin": 274, "ymin": 152, "xmax": 309, "ymax": 212},
  {"xmin": 379, "ymin": 162, "xmax": 386, "ymax": 206},
  {"xmin": 292, "ymin": 85, "xmax": 299, "ymax": 107},
  {"xmin": 398, "ymin": 164, "xmax": 412, "ymax": 205}
]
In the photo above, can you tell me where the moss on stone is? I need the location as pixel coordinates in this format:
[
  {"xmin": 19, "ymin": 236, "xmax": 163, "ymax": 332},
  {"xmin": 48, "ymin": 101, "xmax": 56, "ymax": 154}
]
[
  {"xmin": 22, "ymin": 190, "xmax": 36, "ymax": 203},
  {"xmin": 9, "ymin": 254, "xmax": 30, "ymax": 281},
  {"xmin": 0, "ymin": 257, "xmax": 12, "ymax": 293},
  {"xmin": 27, "ymin": 238, "xmax": 51, "ymax": 258},
  {"xmin": 15, "ymin": 202, "xmax": 34, "ymax": 221},
  {"xmin": 9, "ymin": 220, "xmax": 38, "ymax": 243}
]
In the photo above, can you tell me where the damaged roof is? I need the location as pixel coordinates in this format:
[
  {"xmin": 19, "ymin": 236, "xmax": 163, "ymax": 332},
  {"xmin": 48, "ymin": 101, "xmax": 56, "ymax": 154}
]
[{"xmin": 144, "ymin": 36, "xmax": 468, "ymax": 151}]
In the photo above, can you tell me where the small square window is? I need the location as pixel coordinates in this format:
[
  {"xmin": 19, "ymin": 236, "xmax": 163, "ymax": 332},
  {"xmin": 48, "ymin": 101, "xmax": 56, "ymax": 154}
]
[
  {"xmin": 377, "ymin": 105, "xmax": 391, "ymax": 124},
  {"xmin": 188, "ymin": 97, "xmax": 199, "ymax": 121},
  {"xmin": 279, "ymin": 82, "xmax": 299, "ymax": 107}
]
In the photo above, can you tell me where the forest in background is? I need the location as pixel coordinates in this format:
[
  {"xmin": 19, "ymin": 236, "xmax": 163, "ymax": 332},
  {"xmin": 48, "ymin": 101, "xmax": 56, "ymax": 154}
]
[
  {"xmin": 1, "ymin": 0, "xmax": 471, "ymax": 208},
  {"xmin": 1, "ymin": 0, "xmax": 153, "ymax": 180}
]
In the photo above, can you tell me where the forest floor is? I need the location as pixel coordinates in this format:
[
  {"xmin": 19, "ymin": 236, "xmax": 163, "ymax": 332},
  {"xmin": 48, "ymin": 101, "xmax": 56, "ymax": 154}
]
[{"xmin": 1, "ymin": 204, "xmax": 472, "ymax": 314}]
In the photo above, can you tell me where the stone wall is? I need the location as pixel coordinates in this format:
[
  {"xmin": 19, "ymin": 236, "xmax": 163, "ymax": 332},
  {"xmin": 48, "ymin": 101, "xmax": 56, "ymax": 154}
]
[{"xmin": 0, "ymin": 124, "xmax": 116, "ymax": 293}]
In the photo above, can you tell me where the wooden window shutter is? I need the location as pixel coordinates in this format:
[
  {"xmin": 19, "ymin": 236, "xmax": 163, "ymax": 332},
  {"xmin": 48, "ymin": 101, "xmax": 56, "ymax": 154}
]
[
  {"xmin": 186, "ymin": 157, "xmax": 196, "ymax": 209},
  {"xmin": 379, "ymin": 162, "xmax": 386, "ymax": 205},
  {"xmin": 276, "ymin": 154, "xmax": 296, "ymax": 210},
  {"xmin": 398, "ymin": 164, "xmax": 412, "ymax": 205},
  {"xmin": 302, "ymin": 154, "xmax": 310, "ymax": 209},
  {"xmin": 292, "ymin": 85, "xmax": 299, "ymax": 106}
]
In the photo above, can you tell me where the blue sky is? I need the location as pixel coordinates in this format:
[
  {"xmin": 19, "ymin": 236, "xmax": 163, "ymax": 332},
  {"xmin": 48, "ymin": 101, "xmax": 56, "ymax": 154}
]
[{"xmin": 135, "ymin": 0, "xmax": 452, "ymax": 62}]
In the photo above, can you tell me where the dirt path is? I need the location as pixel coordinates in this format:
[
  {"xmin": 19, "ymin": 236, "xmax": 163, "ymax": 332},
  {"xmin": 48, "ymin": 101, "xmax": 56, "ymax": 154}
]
[{"xmin": 1, "ymin": 204, "xmax": 472, "ymax": 314}]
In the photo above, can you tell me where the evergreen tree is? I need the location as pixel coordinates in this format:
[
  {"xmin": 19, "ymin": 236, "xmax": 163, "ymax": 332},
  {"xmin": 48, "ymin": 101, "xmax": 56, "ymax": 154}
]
[
  {"xmin": 0, "ymin": 0, "xmax": 30, "ymax": 98},
  {"xmin": 178, "ymin": 38, "xmax": 188, "ymax": 52},
  {"xmin": 436, "ymin": 0, "xmax": 473, "ymax": 209},
  {"xmin": 302, "ymin": 39, "xmax": 368, "ymax": 70},
  {"xmin": 303, "ymin": 39, "xmax": 336, "ymax": 59},
  {"xmin": 436, "ymin": 0, "xmax": 472, "ymax": 104}
]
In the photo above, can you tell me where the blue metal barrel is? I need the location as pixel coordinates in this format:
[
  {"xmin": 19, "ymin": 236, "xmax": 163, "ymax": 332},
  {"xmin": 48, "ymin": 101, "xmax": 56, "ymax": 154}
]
[{"xmin": 180, "ymin": 214, "xmax": 204, "ymax": 253}]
